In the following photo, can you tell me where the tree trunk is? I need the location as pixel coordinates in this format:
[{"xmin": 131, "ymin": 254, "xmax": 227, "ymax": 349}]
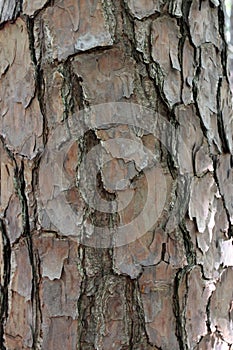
[
  {"xmin": 0, "ymin": 0, "xmax": 233, "ymax": 349},
  {"xmin": 229, "ymin": 1, "xmax": 233, "ymax": 91}
]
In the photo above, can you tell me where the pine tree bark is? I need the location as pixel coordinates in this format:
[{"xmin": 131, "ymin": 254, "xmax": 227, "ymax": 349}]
[
  {"xmin": 0, "ymin": 1, "xmax": 233, "ymax": 349},
  {"xmin": 229, "ymin": 1, "xmax": 233, "ymax": 90}
]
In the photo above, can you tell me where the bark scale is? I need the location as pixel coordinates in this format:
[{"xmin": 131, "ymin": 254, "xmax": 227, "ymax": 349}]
[{"xmin": 0, "ymin": 0, "xmax": 233, "ymax": 349}]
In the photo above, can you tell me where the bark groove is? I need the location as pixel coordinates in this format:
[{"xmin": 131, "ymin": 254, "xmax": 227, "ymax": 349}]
[{"xmin": 0, "ymin": 0, "xmax": 233, "ymax": 349}]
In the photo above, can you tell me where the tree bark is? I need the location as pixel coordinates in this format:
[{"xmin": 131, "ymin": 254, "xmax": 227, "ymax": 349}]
[
  {"xmin": 0, "ymin": 0, "xmax": 233, "ymax": 349},
  {"xmin": 228, "ymin": 1, "xmax": 233, "ymax": 91}
]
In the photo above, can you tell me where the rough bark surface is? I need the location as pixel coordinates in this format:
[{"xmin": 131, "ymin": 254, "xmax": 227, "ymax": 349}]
[{"xmin": 0, "ymin": 1, "xmax": 233, "ymax": 350}]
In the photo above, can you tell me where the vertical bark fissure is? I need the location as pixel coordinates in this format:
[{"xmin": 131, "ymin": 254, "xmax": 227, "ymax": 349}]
[
  {"xmin": 13, "ymin": 160, "xmax": 41, "ymax": 350},
  {"xmin": 0, "ymin": 0, "xmax": 233, "ymax": 348},
  {"xmin": 76, "ymin": 245, "xmax": 86, "ymax": 349},
  {"xmin": 212, "ymin": 154, "xmax": 233, "ymax": 238},
  {"xmin": 26, "ymin": 15, "xmax": 48, "ymax": 146},
  {"xmin": 120, "ymin": 0, "xmax": 170, "ymax": 114},
  {"xmin": 205, "ymin": 285, "xmax": 214, "ymax": 334},
  {"xmin": 173, "ymin": 268, "xmax": 189, "ymax": 350},
  {"xmin": 0, "ymin": 135, "xmax": 42, "ymax": 349},
  {"xmin": 218, "ymin": 3, "xmax": 229, "ymax": 80},
  {"xmin": 192, "ymin": 55, "xmax": 209, "ymax": 141},
  {"xmin": 76, "ymin": 246, "xmax": 114, "ymax": 349},
  {"xmin": 179, "ymin": 222, "xmax": 196, "ymax": 266},
  {"xmin": 217, "ymin": 77, "xmax": 230, "ymax": 153}
]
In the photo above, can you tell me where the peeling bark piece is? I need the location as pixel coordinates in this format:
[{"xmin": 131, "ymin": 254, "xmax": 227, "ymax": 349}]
[
  {"xmin": 167, "ymin": 233, "xmax": 187, "ymax": 268},
  {"xmin": 175, "ymin": 104, "xmax": 203, "ymax": 175},
  {"xmin": 199, "ymin": 195, "xmax": 227, "ymax": 256},
  {"xmin": 34, "ymin": 235, "xmax": 69, "ymax": 280},
  {"xmin": 139, "ymin": 263, "xmax": 178, "ymax": 349},
  {"xmin": 189, "ymin": 172, "xmax": 217, "ymax": 234},
  {"xmin": 210, "ymin": 268, "xmax": 233, "ymax": 343},
  {"xmin": 195, "ymin": 141, "xmax": 214, "ymax": 176},
  {"xmin": 72, "ymin": 48, "xmax": 135, "ymax": 104},
  {"xmin": 188, "ymin": 0, "xmax": 221, "ymax": 48},
  {"xmin": 11, "ymin": 245, "xmax": 32, "ymax": 300},
  {"xmin": 42, "ymin": 279, "xmax": 72, "ymax": 317},
  {"xmin": 97, "ymin": 125, "xmax": 156, "ymax": 193},
  {"xmin": 194, "ymin": 197, "xmax": 229, "ymax": 279},
  {"xmin": 210, "ymin": 0, "xmax": 220, "ymax": 5},
  {"xmin": 37, "ymin": 0, "xmax": 114, "ymax": 61},
  {"xmin": 22, "ymin": 0, "xmax": 48, "ymax": 16},
  {"xmin": 0, "ymin": 143, "xmax": 14, "ymax": 214},
  {"xmin": 101, "ymin": 134, "xmax": 153, "ymax": 173},
  {"xmin": 151, "ymin": 16, "xmax": 181, "ymax": 73},
  {"xmin": 151, "ymin": 16, "xmax": 181, "ymax": 105},
  {"xmin": 43, "ymin": 68, "xmax": 65, "ymax": 128},
  {"xmin": 0, "ymin": 0, "xmax": 19, "ymax": 24},
  {"xmin": 5, "ymin": 195, "xmax": 22, "ymax": 243},
  {"xmin": 5, "ymin": 243, "xmax": 33, "ymax": 349},
  {"xmin": 0, "ymin": 19, "xmax": 43, "ymax": 157},
  {"xmin": 1, "ymin": 98, "xmax": 44, "ymax": 157},
  {"xmin": 182, "ymin": 38, "xmax": 195, "ymax": 105},
  {"xmin": 96, "ymin": 126, "xmax": 143, "ymax": 192},
  {"xmin": 220, "ymin": 238, "xmax": 233, "ymax": 267},
  {"xmin": 113, "ymin": 230, "xmax": 166, "ymax": 279},
  {"xmin": 113, "ymin": 243, "xmax": 143, "ymax": 279},
  {"xmin": 185, "ymin": 267, "xmax": 215, "ymax": 348},
  {"xmin": 163, "ymin": 70, "xmax": 182, "ymax": 106},
  {"xmin": 114, "ymin": 211, "xmax": 188, "ymax": 270},
  {"xmin": 42, "ymin": 317, "xmax": 77, "ymax": 350},
  {"xmin": 220, "ymin": 78, "xmax": 233, "ymax": 154},
  {"xmin": 116, "ymin": 166, "xmax": 166, "ymax": 246},
  {"xmin": 134, "ymin": 19, "xmax": 151, "ymax": 62},
  {"xmin": 5, "ymin": 292, "xmax": 33, "ymax": 349},
  {"xmin": 198, "ymin": 44, "xmax": 221, "ymax": 113},
  {"xmin": 42, "ymin": 275, "xmax": 80, "ymax": 318},
  {"xmin": 166, "ymin": 175, "xmax": 192, "ymax": 233},
  {"xmin": 169, "ymin": 0, "xmax": 182, "ymax": 17},
  {"xmin": 38, "ymin": 121, "xmax": 86, "ymax": 235},
  {"xmin": 126, "ymin": 0, "xmax": 162, "ymax": 19},
  {"xmin": 197, "ymin": 333, "xmax": 230, "ymax": 350},
  {"xmin": 196, "ymin": 44, "xmax": 222, "ymax": 151},
  {"xmin": 0, "ymin": 19, "xmax": 35, "ymax": 107},
  {"xmin": 38, "ymin": 238, "xmax": 81, "ymax": 349},
  {"xmin": 36, "ymin": 235, "xmax": 81, "ymax": 320},
  {"xmin": 216, "ymin": 154, "xmax": 233, "ymax": 225}
]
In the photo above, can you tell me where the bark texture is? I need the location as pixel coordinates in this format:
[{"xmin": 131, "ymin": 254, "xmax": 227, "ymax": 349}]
[
  {"xmin": 0, "ymin": 0, "xmax": 233, "ymax": 349},
  {"xmin": 228, "ymin": 2, "xmax": 233, "ymax": 91}
]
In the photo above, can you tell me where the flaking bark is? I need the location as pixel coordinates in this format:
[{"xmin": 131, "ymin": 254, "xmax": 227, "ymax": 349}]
[{"xmin": 0, "ymin": 0, "xmax": 233, "ymax": 349}]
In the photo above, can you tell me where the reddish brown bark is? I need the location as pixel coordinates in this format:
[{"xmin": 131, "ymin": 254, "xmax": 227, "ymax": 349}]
[{"xmin": 0, "ymin": 1, "xmax": 233, "ymax": 349}]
